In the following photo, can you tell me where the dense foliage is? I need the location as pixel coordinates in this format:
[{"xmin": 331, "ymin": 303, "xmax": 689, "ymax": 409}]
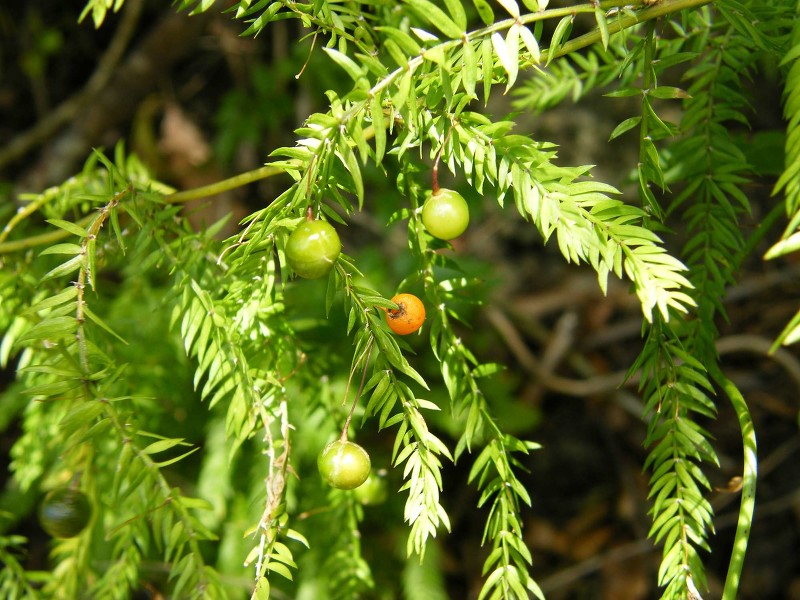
[{"xmin": 1, "ymin": 1, "xmax": 798, "ymax": 598}]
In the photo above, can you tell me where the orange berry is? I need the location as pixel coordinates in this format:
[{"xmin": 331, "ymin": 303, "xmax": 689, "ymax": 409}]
[{"xmin": 385, "ymin": 293, "xmax": 426, "ymax": 335}]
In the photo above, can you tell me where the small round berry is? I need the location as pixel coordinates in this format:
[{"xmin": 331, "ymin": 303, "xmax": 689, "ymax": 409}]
[
  {"xmin": 353, "ymin": 472, "xmax": 388, "ymax": 505},
  {"xmin": 385, "ymin": 293, "xmax": 425, "ymax": 335},
  {"xmin": 285, "ymin": 220, "xmax": 342, "ymax": 279},
  {"xmin": 39, "ymin": 487, "xmax": 92, "ymax": 538},
  {"xmin": 318, "ymin": 440, "xmax": 371, "ymax": 490},
  {"xmin": 421, "ymin": 188, "xmax": 470, "ymax": 240}
]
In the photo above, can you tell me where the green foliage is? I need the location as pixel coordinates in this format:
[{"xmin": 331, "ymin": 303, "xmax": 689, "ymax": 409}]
[
  {"xmin": 2, "ymin": 0, "xmax": 799, "ymax": 598},
  {"xmin": 765, "ymin": 0, "xmax": 800, "ymax": 346}
]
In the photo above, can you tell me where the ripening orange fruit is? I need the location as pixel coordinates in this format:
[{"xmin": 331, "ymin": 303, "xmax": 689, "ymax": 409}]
[{"xmin": 385, "ymin": 293, "xmax": 425, "ymax": 335}]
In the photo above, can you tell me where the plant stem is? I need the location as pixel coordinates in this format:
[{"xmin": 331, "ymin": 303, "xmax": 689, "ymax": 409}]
[
  {"xmin": 164, "ymin": 165, "xmax": 287, "ymax": 204},
  {"xmin": 0, "ymin": 165, "xmax": 288, "ymax": 254},
  {"xmin": 0, "ymin": 193, "xmax": 53, "ymax": 244},
  {"xmin": 545, "ymin": 0, "xmax": 713, "ymax": 62},
  {"xmin": 341, "ymin": 340, "xmax": 374, "ymax": 441},
  {"xmin": 710, "ymin": 366, "xmax": 757, "ymax": 600}
]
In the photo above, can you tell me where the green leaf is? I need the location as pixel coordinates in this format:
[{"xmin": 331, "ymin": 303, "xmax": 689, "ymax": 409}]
[
  {"xmin": 60, "ymin": 401, "xmax": 104, "ymax": 431},
  {"xmin": 422, "ymin": 45, "xmax": 446, "ymax": 66},
  {"xmin": 253, "ymin": 577, "xmax": 270, "ymax": 599},
  {"xmin": 155, "ymin": 446, "xmax": 201, "ymax": 467},
  {"xmin": 594, "ymin": 7, "xmax": 609, "ymax": 50},
  {"xmin": 338, "ymin": 144, "xmax": 364, "ymax": 206},
  {"xmin": 442, "ymin": 0, "xmax": 467, "ymax": 31},
  {"xmin": 39, "ymin": 243, "xmax": 83, "ymax": 256},
  {"xmin": 609, "ymin": 116, "xmax": 642, "ymax": 140},
  {"xmin": 378, "ymin": 26, "xmax": 422, "ymax": 56},
  {"xmin": 322, "ymin": 48, "xmax": 365, "ymax": 83},
  {"xmin": 46, "ymin": 219, "xmax": 88, "ymax": 238},
  {"xmin": 267, "ymin": 560, "xmax": 294, "ymax": 581},
  {"xmin": 142, "ymin": 437, "xmax": 188, "ymax": 455},
  {"xmin": 462, "ymin": 39, "xmax": 477, "ymax": 97},
  {"xmin": 110, "ymin": 205, "xmax": 126, "ymax": 253},
  {"xmin": 374, "ymin": 329, "xmax": 429, "ymax": 389},
  {"xmin": 86, "ymin": 234, "xmax": 97, "ymax": 289},
  {"xmin": 764, "ymin": 230, "xmax": 800, "ymax": 259},
  {"xmin": 472, "ymin": 0, "xmax": 494, "ymax": 25},
  {"xmin": 15, "ymin": 315, "xmax": 77, "ymax": 345},
  {"xmin": 482, "ymin": 37, "xmax": 493, "ymax": 104},
  {"xmin": 370, "ymin": 94, "xmax": 386, "ymax": 163},
  {"xmin": 505, "ymin": 25, "xmax": 520, "ymax": 90},
  {"xmin": 22, "ymin": 376, "xmax": 82, "ymax": 396},
  {"xmin": 491, "ymin": 32, "xmax": 519, "ymax": 90},
  {"xmin": 42, "ymin": 254, "xmax": 85, "ymax": 281},
  {"xmin": 519, "ymin": 25, "xmax": 540, "ymax": 64},
  {"xmin": 648, "ymin": 86, "xmax": 690, "ymax": 100},
  {"xmin": 83, "ymin": 305, "xmax": 128, "ymax": 344},
  {"xmin": 605, "ymin": 87, "xmax": 643, "ymax": 98},
  {"xmin": 547, "ymin": 15, "xmax": 573, "ymax": 65},
  {"xmin": 771, "ymin": 306, "xmax": 800, "ymax": 349},
  {"xmin": 23, "ymin": 286, "xmax": 78, "ymax": 315},
  {"xmin": 403, "ymin": 0, "xmax": 463, "ymax": 39}
]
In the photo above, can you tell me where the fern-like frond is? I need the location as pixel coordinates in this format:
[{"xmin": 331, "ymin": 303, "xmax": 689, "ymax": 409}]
[
  {"xmin": 666, "ymin": 4, "xmax": 760, "ymax": 348},
  {"xmin": 512, "ymin": 34, "xmax": 629, "ymax": 114},
  {"xmin": 0, "ymin": 535, "xmax": 42, "ymax": 598},
  {"xmin": 630, "ymin": 323, "xmax": 719, "ymax": 600},
  {"xmin": 339, "ymin": 273, "xmax": 451, "ymax": 559},
  {"xmin": 451, "ymin": 116, "xmax": 695, "ymax": 322},
  {"xmin": 629, "ymin": 4, "xmax": 793, "ymax": 597},
  {"xmin": 764, "ymin": 0, "xmax": 800, "ymax": 346}
]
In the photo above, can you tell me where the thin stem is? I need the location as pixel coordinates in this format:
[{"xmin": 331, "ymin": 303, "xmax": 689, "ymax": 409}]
[
  {"xmin": 164, "ymin": 165, "xmax": 286, "ymax": 204},
  {"xmin": 341, "ymin": 340, "xmax": 374, "ymax": 441},
  {"xmin": 341, "ymin": 338, "xmax": 374, "ymax": 408},
  {"xmin": 0, "ymin": 193, "xmax": 53, "ymax": 244},
  {"xmin": 544, "ymin": 0, "xmax": 713, "ymax": 62},
  {"xmin": 296, "ymin": 30, "xmax": 319, "ymax": 79},
  {"xmin": 431, "ymin": 125, "xmax": 454, "ymax": 194},
  {"xmin": 75, "ymin": 190, "xmax": 126, "ymax": 372},
  {"xmin": 710, "ymin": 366, "xmax": 757, "ymax": 600}
]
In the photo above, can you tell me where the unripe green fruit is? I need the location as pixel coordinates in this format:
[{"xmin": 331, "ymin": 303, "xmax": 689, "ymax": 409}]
[
  {"xmin": 353, "ymin": 472, "xmax": 388, "ymax": 505},
  {"xmin": 421, "ymin": 188, "xmax": 470, "ymax": 240},
  {"xmin": 285, "ymin": 220, "xmax": 342, "ymax": 279},
  {"xmin": 39, "ymin": 487, "xmax": 92, "ymax": 538},
  {"xmin": 317, "ymin": 440, "xmax": 371, "ymax": 490}
]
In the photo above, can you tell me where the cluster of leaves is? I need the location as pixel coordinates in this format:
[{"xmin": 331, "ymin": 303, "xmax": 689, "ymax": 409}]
[
  {"xmin": 515, "ymin": 3, "xmax": 793, "ymax": 597},
  {"xmin": 766, "ymin": 0, "xmax": 800, "ymax": 345},
  {"xmin": 611, "ymin": 2, "xmax": 789, "ymax": 597},
  {"xmin": 2, "ymin": 0, "xmax": 800, "ymax": 599},
  {"xmin": 204, "ymin": 0, "xmax": 701, "ymax": 596},
  {"xmin": 0, "ymin": 152, "xmax": 230, "ymax": 598}
]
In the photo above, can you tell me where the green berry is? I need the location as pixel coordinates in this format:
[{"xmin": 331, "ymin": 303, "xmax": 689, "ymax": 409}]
[
  {"xmin": 352, "ymin": 472, "xmax": 388, "ymax": 505},
  {"xmin": 421, "ymin": 188, "xmax": 470, "ymax": 240},
  {"xmin": 39, "ymin": 487, "xmax": 92, "ymax": 538},
  {"xmin": 317, "ymin": 440, "xmax": 371, "ymax": 490},
  {"xmin": 285, "ymin": 220, "xmax": 342, "ymax": 279}
]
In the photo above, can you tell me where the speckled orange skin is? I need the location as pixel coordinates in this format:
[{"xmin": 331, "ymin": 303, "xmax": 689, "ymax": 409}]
[{"xmin": 385, "ymin": 293, "xmax": 426, "ymax": 335}]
